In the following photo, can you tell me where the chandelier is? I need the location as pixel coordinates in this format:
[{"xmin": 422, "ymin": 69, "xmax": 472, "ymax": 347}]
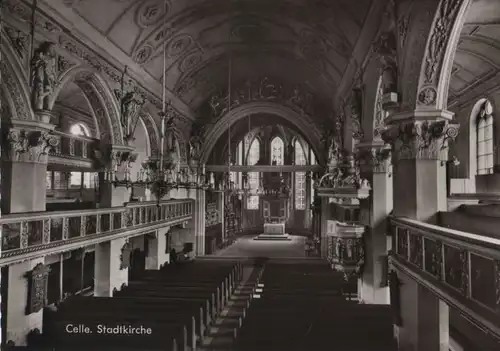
[{"xmin": 111, "ymin": 0, "xmax": 208, "ymax": 205}]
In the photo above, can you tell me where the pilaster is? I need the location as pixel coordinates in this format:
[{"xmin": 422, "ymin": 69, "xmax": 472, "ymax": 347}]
[
  {"xmin": 194, "ymin": 188, "xmax": 206, "ymax": 256},
  {"xmin": 357, "ymin": 141, "xmax": 393, "ymax": 304}
]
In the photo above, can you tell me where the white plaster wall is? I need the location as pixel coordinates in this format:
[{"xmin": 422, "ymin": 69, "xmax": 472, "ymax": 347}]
[
  {"xmin": 6, "ymin": 257, "xmax": 44, "ymax": 346},
  {"xmin": 157, "ymin": 226, "xmax": 171, "ymax": 266}
]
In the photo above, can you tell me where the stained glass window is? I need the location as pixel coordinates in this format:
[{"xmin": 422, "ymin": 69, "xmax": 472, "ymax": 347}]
[
  {"xmin": 477, "ymin": 101, "xmax": 494, "ymax": 175},
  {"xmin": 247, "ymin": 138, "xmax": 260, "ymax": 209},
  {"xmin": 295, "ymin": 140, "xmax": 306, "ymax": 210},
  {"xmin": 271, "ymin": 137, "xmax": 284, "ymax": 165}
]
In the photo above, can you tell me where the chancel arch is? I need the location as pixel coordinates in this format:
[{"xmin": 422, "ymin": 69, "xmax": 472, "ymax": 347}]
[{"xmin": 199, "ymin": 101, "xmax": 325, "ymax": 166}]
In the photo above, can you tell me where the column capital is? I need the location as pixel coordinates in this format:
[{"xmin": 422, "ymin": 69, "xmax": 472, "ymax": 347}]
[
  {"xmin": 2, "ymin": 118, "xmax": 58, "ymax": 164},
  {"xmin": 381, "ymin": 111, "xmax": 459, "ymax": 161},
  {"xmin": 356, "ymin": 141, "xmax": 392, "ymax": 173}
]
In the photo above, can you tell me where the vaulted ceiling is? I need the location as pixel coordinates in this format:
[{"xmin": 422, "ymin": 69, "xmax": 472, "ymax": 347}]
[
  {"xmin": 59, "ymin": 0, "xmax": 374, "ymax": 117},
  {"xmin": 450, "ymin": 0, "xmax": 500, "ymax": 104}
]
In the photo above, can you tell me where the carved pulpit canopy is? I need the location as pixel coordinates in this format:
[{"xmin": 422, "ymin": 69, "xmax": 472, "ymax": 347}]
[
  {"xmin": 315, "ymin": 152, "xmax": 371, "ymax": 200},
  {"xmin": 25, "ymin": 263, "xmax": 50, "ymax": 315}
]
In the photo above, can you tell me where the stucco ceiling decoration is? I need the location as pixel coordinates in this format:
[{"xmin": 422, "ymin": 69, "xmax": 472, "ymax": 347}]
[
  {"xmin": 59, "ymin": 0, "xmax": 373, "ymax": 120},
  {"xmin": 449, "ymin": 0, "xmax": 500, "ymax": 104}
]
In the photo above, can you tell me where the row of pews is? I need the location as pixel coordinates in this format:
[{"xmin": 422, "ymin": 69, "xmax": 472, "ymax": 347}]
[
  {"xmin": 234, "ymin": 261, "xmax": 397, "ymax": 351},
  {"xmin": 42, "ymin": 260, "xmax": 242, "ymax": 351}
]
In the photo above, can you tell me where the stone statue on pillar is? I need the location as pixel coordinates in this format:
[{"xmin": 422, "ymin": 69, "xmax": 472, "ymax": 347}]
[
  {"xmin": 31, "ymin": 42, "xmax": 57, "ymax": 111},
  {"xmin": 374, "ymin": 31, "xmax": 398, "ymax": 94}
]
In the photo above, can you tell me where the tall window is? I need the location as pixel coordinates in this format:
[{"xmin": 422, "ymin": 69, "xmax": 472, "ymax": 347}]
[
  {"xmin": 295, "ymin": 140, "xmax": 306, "ymax": 210},
  {"xmin": 247, "ymin": 138, "xmax": 260, "ymax": 209},
  {"xmin": 233, "ymin": 141, "xmax": 243, "ymax": 189},
  {"xmin": 270, "ymin": 137, "xmax": 284, "ymax": 165},
  {"xmin": 477, "ymin": 100, "xmax": 494, "ymax": 175}
]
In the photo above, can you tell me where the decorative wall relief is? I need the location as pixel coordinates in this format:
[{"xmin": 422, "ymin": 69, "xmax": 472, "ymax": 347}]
[
  {"xmin": 25, "ymin": 263, "xmax": 50, "ymax": 315},
  {"xmin": 423, "ymin": 0, "xmax": 462, "ymax": 86},
  {"xmin": 206, "ymin": 77, "xmax": 317, "ymax": 120},
  {"xmin": 4, "ymin": 25, "xmax": 29, "ymax": 59}
]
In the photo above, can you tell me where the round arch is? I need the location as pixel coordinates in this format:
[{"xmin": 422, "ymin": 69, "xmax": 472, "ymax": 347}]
[
  {"xmin": 51, "ymin": 66, "xmax": 124, "ymax": 145},
  {"xmin": 138, "ymin": 111, "xmax": 160, "ymax": 157},
  {"xmin": 0, "ymin": 29, "xmax": 35, "ymax": 121},
  {"xmin": 200, "ymin": 101, "xmax": 325, "ymax": 165}
]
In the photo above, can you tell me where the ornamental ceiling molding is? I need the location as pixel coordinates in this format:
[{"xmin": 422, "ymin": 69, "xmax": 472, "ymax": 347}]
[
  {"xmin": 3, "ymin": 0, "xmax": 189, "ymax": 121},
  {"xmin": 132, "ymin": 0, "xmax": 355, "ymax": 65},
  {"xmin": 199, "ymin": 101, "xmax": 324, "ymax": 166}
]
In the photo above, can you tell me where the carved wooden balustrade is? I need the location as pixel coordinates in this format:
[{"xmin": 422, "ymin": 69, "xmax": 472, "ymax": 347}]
[
  {"xmin": 48, "ymin": 130, "xmax": 99, "ymax": 168},
  {"xmin": 0, "ymin": 199, "xmax": 193, "ymax": 264},
  {"xmin": 389, "ymin": 216, "xmax": 500, "ymax": 339}
]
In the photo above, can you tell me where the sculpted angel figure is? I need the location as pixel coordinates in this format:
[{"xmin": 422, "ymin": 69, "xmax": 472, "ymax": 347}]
[{"xmin": 31, "ymin": 42, "xmax": 57, "ymax": 111}]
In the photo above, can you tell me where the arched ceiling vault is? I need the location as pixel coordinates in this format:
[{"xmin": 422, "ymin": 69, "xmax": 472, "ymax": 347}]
[
  {"xmin": 59, "ymin": 0, "xmax": 375, "ymax": 122},
  {"xmin": 450, "ymin": 0, "xmax": 500, "ymax": 106}
]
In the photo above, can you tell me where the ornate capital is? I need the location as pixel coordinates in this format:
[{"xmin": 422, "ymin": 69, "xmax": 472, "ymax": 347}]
[
  {"xmin": 357, "ymin": 145, "xmax": 392, "ymax": 173},
  {"xmin": 3, "ymin": 128, "xmax": 59, "ymax": 163},
  {"xmin": 381, "ymin": 120, "xmax": 459, "ymax": 161}
]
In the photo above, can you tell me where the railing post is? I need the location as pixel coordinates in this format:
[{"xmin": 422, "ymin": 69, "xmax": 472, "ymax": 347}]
[{"xmin": 80, "ymin": 216, "xmax": 87, "ymax": 237}]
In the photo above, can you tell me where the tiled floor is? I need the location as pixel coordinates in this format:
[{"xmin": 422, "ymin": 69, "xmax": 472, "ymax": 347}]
[{"xmin": 212, "ymin": 235, "xmax": 307, "ymax": 258}]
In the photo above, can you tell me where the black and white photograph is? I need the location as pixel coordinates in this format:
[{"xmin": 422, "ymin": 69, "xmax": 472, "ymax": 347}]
[{"xmin": 0, "ymin": 0, "xmax": 499, "ymax": 350}]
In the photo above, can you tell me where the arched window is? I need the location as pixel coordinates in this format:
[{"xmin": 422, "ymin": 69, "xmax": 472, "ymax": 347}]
[
  {"xmin": 270, "ymin": 137, "xmax": 284, "ymax": 165},
  {"xmin": 247, "ymin": 138, "xmax": 260, "ymax": 209},
  {"xmin": 477, "ymin": 100, "xmax": 494, "ymax": 175},
  {"xmin": 295, "ymin": 140, "xmax": 307, "ymax": 210},
  {"xmin": 70, "ymin": 123, "xmax": 90, "ymax": 137}
]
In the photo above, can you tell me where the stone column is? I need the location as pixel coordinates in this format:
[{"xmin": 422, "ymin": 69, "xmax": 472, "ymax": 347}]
[
  {"xmin": 220, "ymin": 192, "xmax": 225, "ymax": 242},
  {"xmin": 383, "ymin": 111, "xmax": 458, "ymax": 350},
  {"xmin": 194, "ymin": 188, "xmax": 206, "ymax": 256},
  {"xmin": 395, "ymin": 271, "xmax": 449, "ymax": 351},
  {"xmin": 1, "ymin": 118, "xmax": 57, "ymax": 213},
  {"xmin": 145, "ymin": 233, "xmax": 160, "ymax": 270},
  {"xmin": 357, "ymin": 142, "xmax": 393, "ymax": 304},
  {"xmin": 304, "ymin": 173, "xmax": 312, "ymax": 229},
  {"xmin": 94, "ymin": 242, "xmax": 112, "ymax": 297},
  {"xmin": 2, "ymin": 117, "xmax": 57, "ymax": 346},
  {"xmin": 98, "ymin": 146, "xmax": 136, "ymax": 208},
  {"xmin": 382, "ymin": 111, "xmax": 459, "ymax": 222},
  {"xmin": 94, "ymin": 238, "xmax": 129, "ymax": 296}
]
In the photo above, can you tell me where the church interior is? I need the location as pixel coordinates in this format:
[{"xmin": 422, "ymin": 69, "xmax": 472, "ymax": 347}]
[{"xmin": 1, "ymin": 0, "xmax": 500, "ymax": 350}]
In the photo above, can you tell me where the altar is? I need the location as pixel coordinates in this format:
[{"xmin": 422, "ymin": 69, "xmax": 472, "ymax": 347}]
[{"xmin": 263, "ymin": 223, "xmax": 286, "ymax": 235}]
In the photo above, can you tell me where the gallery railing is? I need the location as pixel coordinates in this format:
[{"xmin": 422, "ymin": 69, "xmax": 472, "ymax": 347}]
[
  {"xmin": 0, "ymin": 199, "xmax": 193, "ymax": 260},
  {"xmin": 389, "ymin": 216, "xmax": 500, "ymax": 338},
  {"xmin": 49, "ymin": 130, "xmax": 98, "ymax": 161}
]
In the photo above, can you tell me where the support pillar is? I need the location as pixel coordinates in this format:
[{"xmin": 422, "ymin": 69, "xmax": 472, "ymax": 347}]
[
  {"xmin": 382, "ymin": 111, "xmax": 458, "ymax": 350},
  {"xmin": 194, "ymin": 188, "xmax": 206, "ymax": 256},
  {"xmin": 396, "ymin": 271, "xmax": 449, "ymax": 351},
  {"xmin": 1, "ymin": 117, "xmax": 57, "ymax": 346},
  {"xmin": 357, "ymin": 142, "xmax": 393, "ymax": 304},
  {"xmin": 94, "ymin": 242, "xmax": 112, "ymax": 297},
  {"xmin": 94, "ymin": 238, "xmax": 129, "ymax": 297},
  {"xmin": 145, "ymin": 233, "xmax": 160, "ymax": 270}
]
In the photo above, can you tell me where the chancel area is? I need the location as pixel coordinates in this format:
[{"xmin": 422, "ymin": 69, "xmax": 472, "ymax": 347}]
[{"xmin": 2, "ymin": 0, "xmax": 500, "ymax": 350}]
